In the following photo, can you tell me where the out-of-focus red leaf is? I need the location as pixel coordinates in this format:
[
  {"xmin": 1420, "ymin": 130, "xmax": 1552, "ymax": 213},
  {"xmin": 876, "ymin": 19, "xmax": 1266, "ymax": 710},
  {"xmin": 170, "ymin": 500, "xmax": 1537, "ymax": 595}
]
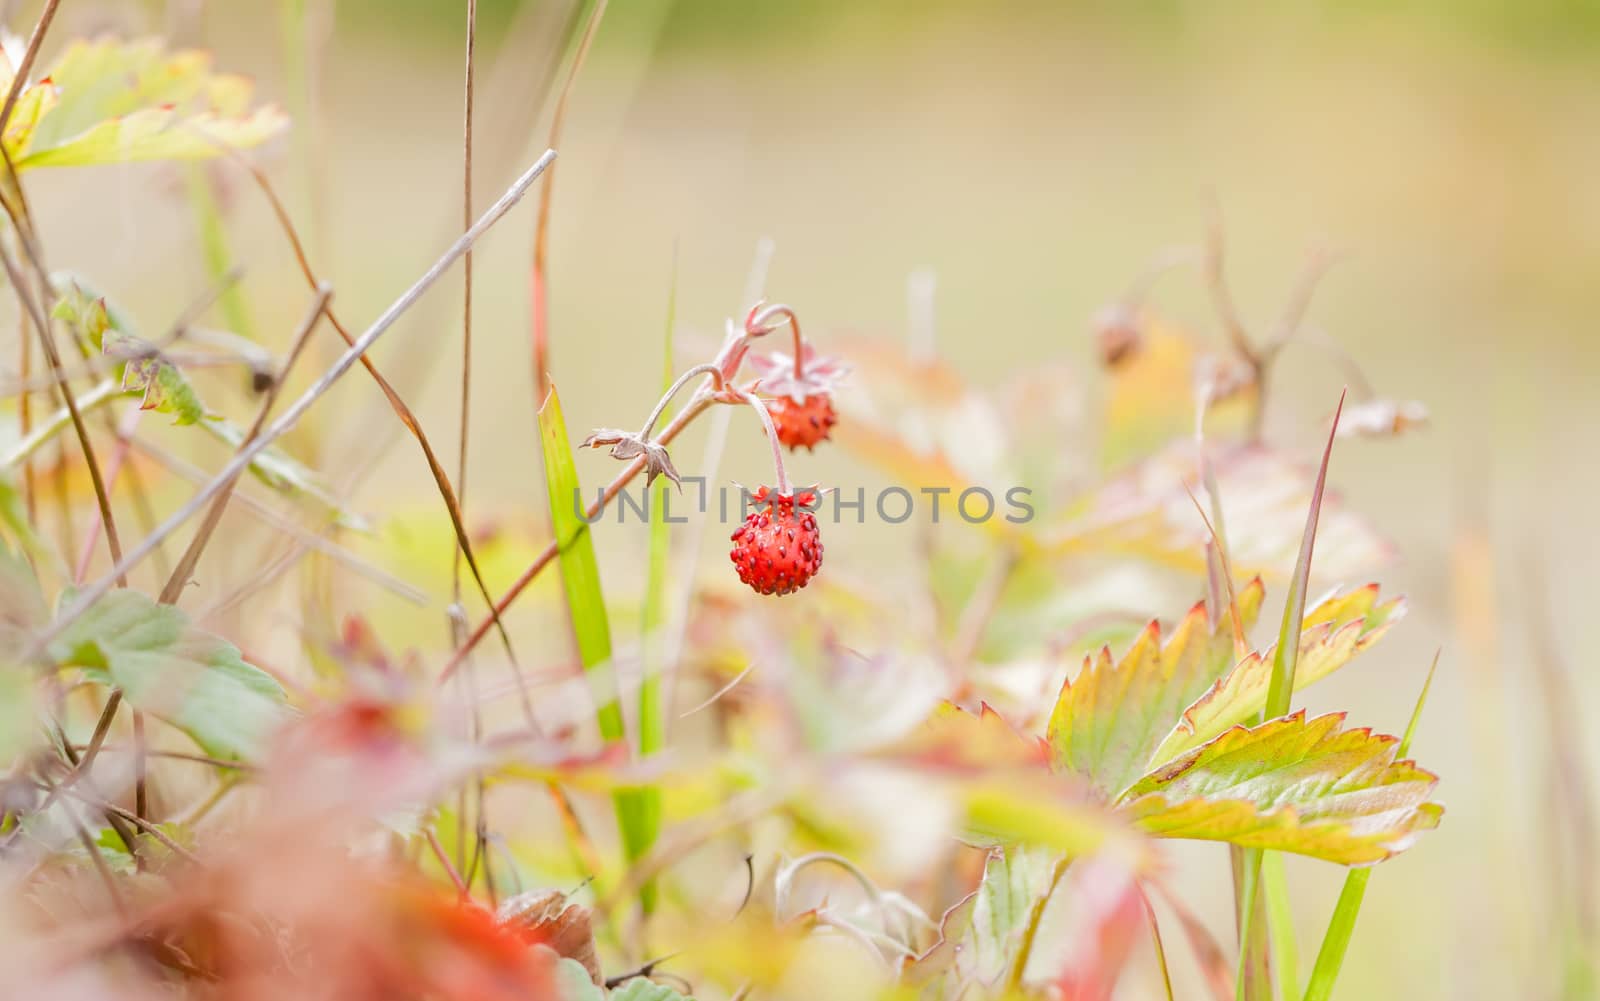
[{"xmin": 1051, "ymin": 858, "xmax": 1145, "ymax": 1001}]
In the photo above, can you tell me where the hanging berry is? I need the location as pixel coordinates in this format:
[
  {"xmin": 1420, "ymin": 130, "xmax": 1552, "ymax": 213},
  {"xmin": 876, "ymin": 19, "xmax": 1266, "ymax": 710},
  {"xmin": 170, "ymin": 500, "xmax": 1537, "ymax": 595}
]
[
  {"xmin": 744, "ymin": 303, "xmax": 848, "ymax": 453},
  {"xmin": 729, "ymin": 486, "xmax": 823, "ymax": 595}
]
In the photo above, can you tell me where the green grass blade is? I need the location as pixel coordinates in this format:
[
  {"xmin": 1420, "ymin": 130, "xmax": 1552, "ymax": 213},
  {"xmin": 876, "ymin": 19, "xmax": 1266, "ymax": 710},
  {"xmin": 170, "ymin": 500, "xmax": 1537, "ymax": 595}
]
[
  {"xmin": 538, "ymin": 384, "xmax": 623, "ymax": 741},
  {"xmin": 1397, "ymin": 650, "xmax": 1438, "ymax": 759},
  {"xmin": 1262, "ymin": 851, "xmax": 1299, "ymax": 1000},
  {"xmin": 1264, "ymin": 390, "xmax": 1346, "ymax": 719},
  {"xmin": 1302, "ymin": 865, "xmax": 1370, "ymax": 1001},
  {"xmin": 540, "ymin": 384, "xmax": 653, "ymax": 892},
  {"xmin": 1303, "ymin": 650, "xmax": 1438, "ymax": 1001},
  {"xmin": 628, "ymin": 260, "xmax": 677, "ymax": 913},
  {"xmin": 186, "ymin": 165, "xmax": 256, "ymax": 341},
  {"xmin": 1241, "ymin": 389, "xmax": 1346, "ymax": 1001}
]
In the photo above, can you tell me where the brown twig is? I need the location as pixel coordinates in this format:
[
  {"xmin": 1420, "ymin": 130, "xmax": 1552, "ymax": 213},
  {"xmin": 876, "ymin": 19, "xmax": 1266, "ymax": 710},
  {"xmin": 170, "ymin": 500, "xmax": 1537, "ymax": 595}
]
[
  {"xmin": 455, "ymin": 0, "xmax": 478, "ymax": 605},
  {"xmin": 212, "ymin": 142, "xmax": 535, "ymax": 729},
  {"xmin": 1203, "ymin": 201, "xmax": 1258, "ymax": 367},
  {"xmin": 71, "ymin": 743, "xmax": 255, "ymax": 773},
  {"xmin": 157, "ymin": 286, "xmax": 332, "ymax": 605},
  {"xmin": 426, "ymin": 827, "xmax": 469, "ymax": 898},
  {"xmin": 0, "ymin": 0, "xmax": 61, "ymax": 516},
  {"xmin": 28, "ymin": 151, "xmax": 558, "ymax": 664},
  {"xmin": 0, "ymin": 0, "xmax": 61, "ymax": 134},
  {"xmin": 0, "ymin": 219, "xmax": 127, "ymax": 585},
  {"xmin": 530, "ymin": 0, "xmax": 608, "ymax": 399},
  {"xmin": 439, "ymin": 392, "xmax": 714, "ymax": 684},
  {"xmin": 126, "ymin": 435, "xmax": 428, "ymax": 606}
]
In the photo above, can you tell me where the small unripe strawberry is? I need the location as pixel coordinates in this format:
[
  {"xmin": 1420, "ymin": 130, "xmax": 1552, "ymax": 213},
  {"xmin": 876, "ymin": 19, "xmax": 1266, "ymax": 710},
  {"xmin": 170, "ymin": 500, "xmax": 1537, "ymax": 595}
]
[
  {"xmin": 748, "ymin": 345, "xmax": 847, "ymax": 454},
  {"xmin": 766, "ymin": 393, "xmax": 837, "ymax": 452},
  {"xmin": 729, "ymin": 486, "xmax": 823, "ymax": 596}
]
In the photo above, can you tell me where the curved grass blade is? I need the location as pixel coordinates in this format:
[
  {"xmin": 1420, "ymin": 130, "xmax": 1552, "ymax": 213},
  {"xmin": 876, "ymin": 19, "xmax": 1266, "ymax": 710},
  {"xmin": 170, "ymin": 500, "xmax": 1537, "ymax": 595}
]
[
  {"xmin": 628, "ymin": 260, "xmax": 677, "ymax": 914},
  {"xmin": 540, "ymin": 383, "xmax": 653, "ymax": 889},
  {"xmin": 1239, "ymin": 389, "xmax": 1345, "ymax": 1000},
  {"xmin": 1302, "ymin": 651, "xmax": 1438, "ymax": 1001}
]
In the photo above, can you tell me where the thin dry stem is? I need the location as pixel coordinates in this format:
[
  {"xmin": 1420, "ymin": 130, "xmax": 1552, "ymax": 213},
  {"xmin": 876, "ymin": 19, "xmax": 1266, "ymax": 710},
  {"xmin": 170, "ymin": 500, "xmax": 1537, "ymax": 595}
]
[
  {"xmin": 530, "ymin": 0, "xmax": 608, "ymax": 398},
  {"xmin": 0, "ymin": 239, "xmax": 127, "ymax": 584},
  {"xmin": 127, "ymin": 434, "xmax": 428, "ymax": 607},
  {"xmin": 440, "ymin": 392, "xmax": 713, "ymax": 684},
  {"xmin": 157, "ymin": 286, "xmax": 333, "ymax": 605},
  {"xmin": 215, "ymin": 140, "xmax": 533, "ymax": 727},
  {"xmin": 28, "ymin": 151, "xmax": 558, "ymax": 664},
  {"xmin": 0, "ymin": 0, "xmax": 61, "ymax": 133},
  {"xmin": 454, "ymin": 0, "xmax": 478, "ymax": 606}
]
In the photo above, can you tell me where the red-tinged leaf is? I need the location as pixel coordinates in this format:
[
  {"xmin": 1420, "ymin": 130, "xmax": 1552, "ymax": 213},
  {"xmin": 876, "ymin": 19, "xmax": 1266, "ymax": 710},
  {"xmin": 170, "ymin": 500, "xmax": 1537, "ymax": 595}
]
[
  {"xmin": 1152, "ymin": 585, "xmax": 1405, "ymax": 763},
  {"xmin": 1146, "ymin": 881, "xmax": 1235, "ymax": 1001},
  {"xmin": 1050, "ymin": 858, "xmax": 1146, "ymax": 1001},
  {"xmin": 1264, "ymin": 390, "xmax": 1346, "ymax": 719},
  {"xmin": 1121, "ymin": 711, "xmax": 1442, "ymax": 865},
  {"xmin": 1046, "ymin": 579, "xmax": 1266, "ymax": 798},
  {"xmin": 892, "ymin": 700, "xmax": 1051, "ymax": 774}
]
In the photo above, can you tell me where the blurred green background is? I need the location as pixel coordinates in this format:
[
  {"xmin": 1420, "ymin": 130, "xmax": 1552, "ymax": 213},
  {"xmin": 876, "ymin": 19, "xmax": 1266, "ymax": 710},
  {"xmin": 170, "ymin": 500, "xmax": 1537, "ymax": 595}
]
[{"xmin": 15, "ymin": 1, "xmax": 1600, "ymax": 997}]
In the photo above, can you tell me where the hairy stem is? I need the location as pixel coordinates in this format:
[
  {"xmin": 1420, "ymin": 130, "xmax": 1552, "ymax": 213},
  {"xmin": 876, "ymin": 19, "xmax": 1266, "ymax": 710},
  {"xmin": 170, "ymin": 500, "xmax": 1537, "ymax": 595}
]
[{"xmin": 746, "ymin": 302, "xmax": 805, "ymax": 380}]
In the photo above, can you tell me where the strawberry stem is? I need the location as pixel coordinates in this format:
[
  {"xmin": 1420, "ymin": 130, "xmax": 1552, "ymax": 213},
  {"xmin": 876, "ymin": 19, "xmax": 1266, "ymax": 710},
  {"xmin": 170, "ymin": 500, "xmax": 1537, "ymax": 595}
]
[
  {"xmin": 638, "ymin": 362, "xmax": 724, "ymax": 440},
  {"xmin": 730, "ymin": 385, "xmax": 790, "ymax": 495},
  {"xmin": 636, "ymin": 361, "xmax": 788, "ymax": 493},
  {"xmin": 745, "ymin": 302, "xmax": 805, "ymax": 381}
]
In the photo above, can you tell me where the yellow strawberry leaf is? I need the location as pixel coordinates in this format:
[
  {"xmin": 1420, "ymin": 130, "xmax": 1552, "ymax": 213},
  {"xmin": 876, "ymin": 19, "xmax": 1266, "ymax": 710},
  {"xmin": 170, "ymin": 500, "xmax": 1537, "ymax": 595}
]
[
  {"xmin": 1151, "ymin": 585, "xmax": 1404, "ymax": 764},
  {"xmin": 1046, "ymin": 578, "xmax": 1265, "ymax": 798},
  {"xmin": 1101, "ymin": 314, "xmax": 1254, "ymax": 469},
  {"xmin": 5, "ymin": 39, "xmax": 285, "ymax": 170},
  {"xmin": 1121, "ymin": 711, "xmax": 1441, "ymax": 866}
]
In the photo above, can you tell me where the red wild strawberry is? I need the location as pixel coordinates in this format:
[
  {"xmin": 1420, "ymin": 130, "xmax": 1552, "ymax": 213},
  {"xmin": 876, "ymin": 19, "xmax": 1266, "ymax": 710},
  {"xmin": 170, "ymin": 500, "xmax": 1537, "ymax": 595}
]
[
  {"xmin": 766, "ymin": 393, "xmax": 837, "ymax": 451},
  {"xmin": 748, "ymin": 343, "xmax": 848, "ymax": 454},
  {"xmin": 729, "ymin": 486, "xmax": 823, "ymax": 596}
]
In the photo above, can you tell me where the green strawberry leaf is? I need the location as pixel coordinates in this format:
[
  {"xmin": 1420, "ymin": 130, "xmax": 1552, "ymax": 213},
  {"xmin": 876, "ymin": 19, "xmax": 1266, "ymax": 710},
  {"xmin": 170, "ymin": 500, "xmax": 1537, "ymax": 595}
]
[
  {"xmin": 1150, "ymin": 585, "xmax": 1404, "ymax": 765},
  {"xmin": 1046, "ymin": 578, "xmax": 1265, "ymax": 798},
  {"xmin": 907, "ymin": 846, "xmax": 1057, "ymax": 991},
  {"xmin": 1120, "ymin": 711, "xmax": 1441, "ymax": 866},
  {"xmin": 609, "ymin": 979, "xmax": 697, "ymax": 1000},
  {"xmin": 543, "ymin": 950, "xmax": 604, "ymax": 1001},
  {"xmin": 47, "ymin": 589, "xmax": 289, "ymax": 760},
  {"xmin": 51, "ymin": 277, "xmax": 364, "ymax": 529}
]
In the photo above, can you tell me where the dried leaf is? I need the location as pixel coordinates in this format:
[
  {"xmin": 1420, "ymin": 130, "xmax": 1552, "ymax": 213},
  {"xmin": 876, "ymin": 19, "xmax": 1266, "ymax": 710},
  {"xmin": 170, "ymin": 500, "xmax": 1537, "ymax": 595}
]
[
  {"xmin": 498, "ymin": 890, "xmax": 600, "ymax": 986},
  {"xmin": 580, "ymin": 428, "xmax": 681, "ymax": 488}
]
